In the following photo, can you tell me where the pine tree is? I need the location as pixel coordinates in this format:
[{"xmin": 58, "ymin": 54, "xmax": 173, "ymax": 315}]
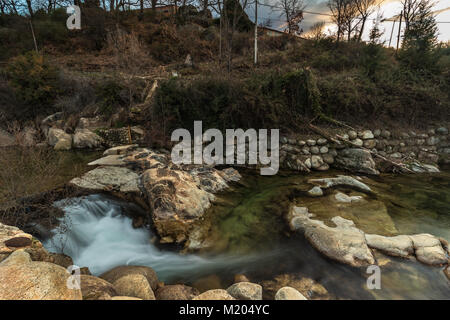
[{"xmin": 399, "ymin": 0, "xmax": 439, "ymax": 71}]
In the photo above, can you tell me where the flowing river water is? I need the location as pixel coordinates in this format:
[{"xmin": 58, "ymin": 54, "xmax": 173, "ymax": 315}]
[{"xmin": 43, "ymin": 167, "xmax": 450, "ymax": 300}]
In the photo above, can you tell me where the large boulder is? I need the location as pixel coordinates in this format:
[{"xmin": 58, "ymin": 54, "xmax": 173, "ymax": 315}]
[
  {"xmin": 80, "ymin": 275, "xmax": 117, "ymax": 300},
  {"xmin": 73, "ymin": 128, "xmax": 103, "ymax": 149},
  {"xmin": 334, "ymin": 148, "xmax": 379, "ymax": 175},
  {"xmin": 289, "ymin": 206, "xmax": 375, "ymax": 267},
  {"xmin": 47, "ymin": 128, "xmax": 72, "ymax": 149},
  {"xmin": 112, "ymin": 273, "xmax": 156, "ymax": 300},
  {"xmin": 100, "ymin": 265, "xmax": 159, "ymax": 291},
  {"xmin": 192, "ymin": 289, "xmax": 235, "ymax": 300},
  {"xmin": 70, "ymin": 166, "xmax": 140, "ymax": 194},
  {"xmin": 226, "ymin": 282, "xmax": 262, "ymax": 300},
  {"xmin": 0, "ymin": 256, "xmax": 82, "ymax": 300},
  {"xmin": 155, "ymin": 284, "xmax": 199, "ymax": 300}
]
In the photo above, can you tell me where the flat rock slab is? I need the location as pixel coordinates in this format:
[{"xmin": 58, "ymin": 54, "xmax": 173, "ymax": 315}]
[
  {"xmin": 289, "ymin": 206, "xmax": 375, "ymax": 267},
  {"xmin": 88, "ymin": 155, "xmax": 126, "ymax": 166},
  {"xmin": 70, "ymin": 166, "xmax": 139, "ymax": 193},
  {"xmin": 103, "ymin": 144, "xmax": 138, "ymax": 156}
]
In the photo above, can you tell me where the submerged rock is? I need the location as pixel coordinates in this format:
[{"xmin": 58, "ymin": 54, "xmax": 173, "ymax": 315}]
[
  {"xmin": 334, "ymin": 148, "xmax": 379, "ymax": 175},
  {"xmin": 260, "ymin": 273, "xmax": 329, "ymax": 300},
  {"xmin": 275, "ymin": 287, "xmax": 308, "ymax": 300},
  {"xmin": 308, "ymin": 186, "xmax": 323, "ymax": 197},
  {"xmin": 308, "ymin": 175, "xmax": 372, "ymax": 193},
  {"xmin": 334, "ymin": 192, "xmax": 364, "ymax": 203}
]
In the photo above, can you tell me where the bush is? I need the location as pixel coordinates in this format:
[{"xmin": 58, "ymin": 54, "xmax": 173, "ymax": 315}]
[{"xmin": 7, "ymin": 51, "xmax": 60, "ymax": 119}]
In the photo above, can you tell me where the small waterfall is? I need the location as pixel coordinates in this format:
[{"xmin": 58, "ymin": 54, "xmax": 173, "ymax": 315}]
[{"xmin": 43, "ymin": 194, "xmax": 281, "ymax": 281}]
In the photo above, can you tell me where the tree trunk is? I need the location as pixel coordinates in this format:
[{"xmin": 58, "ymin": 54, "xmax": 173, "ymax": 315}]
[{"xmin": 26, "ymin": 0, "xmax": 33, "ymax": 17}]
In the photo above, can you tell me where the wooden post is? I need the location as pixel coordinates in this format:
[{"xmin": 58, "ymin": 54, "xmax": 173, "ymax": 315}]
[
  {"xmin": 396, "ymin": 11, "xmax": 402, "ymax": 52},
  {"xmin": 127, "ymin": 125, "xmax": 132, "ymax": 144},
  {"xmin": 29, "ymin": 20, "xmax": 38, "ymax": 53},
  {"xmin": 254, "ymin": 0, "xmax": 258, "ymax": 65}
]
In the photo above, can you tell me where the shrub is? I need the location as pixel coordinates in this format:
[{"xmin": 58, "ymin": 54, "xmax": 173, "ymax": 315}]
[{"xmin": 7, "ymin": 51, "xmax": 60, "ymax": 119}]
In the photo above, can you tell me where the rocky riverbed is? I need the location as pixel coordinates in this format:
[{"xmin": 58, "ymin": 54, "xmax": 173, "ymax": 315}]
[{"xmin": 0, "ymin": 141, "xmax": 449, "ymax": 300}]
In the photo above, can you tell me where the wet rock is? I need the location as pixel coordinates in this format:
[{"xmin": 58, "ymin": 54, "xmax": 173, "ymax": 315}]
[
  {"xmin": 436, "ymin": 127, "xmax": 448, "ymax": 135},
  {"xmin": 155, "ymin": 284, "xmax": 199, "ymax": 300},
  {"xmin": 112, "ymin": 274, "xmax": 156, "ymax": 300},
  {"xmin": 100, "ymin": 265, "xmax": 159, "ymax": 291},
  {"xmin": 408, "ymin": 162, "xmax": 440, "ymax": 173},
  {"xmin": 275, "ymin": 287, "xmax": 307, "ymax": 300},
  {"xmin": 226, "ymin": 282, "xmax": 262, "ymax": 300},
  {"xmin": 70, "ymin": 166, "xmax": 140, "ymax": 194},
  {"xmin": 308, "ymin": 175, "xmax": 372, "ymax": 193},
  {"xmin": 335, "ymin": 149, "xmax": 379, "ymax": 175},
  {"xmin": 308, "ymin": 186, "xmax": 323, "ymax": 197},
  {"xmin": 289, "ymin": 207, "xmax": 375, "ymax": 267},
  {"xmin": 80, "ymin": 275, "xmax": 117, "ymax": 300},
  {"xmin": 73, "ymin": 128, "xmax": 103, "ymax": 149},
  {"xmin": 193, "ymin": 289, "xmax": 235, "ymax": 300}
]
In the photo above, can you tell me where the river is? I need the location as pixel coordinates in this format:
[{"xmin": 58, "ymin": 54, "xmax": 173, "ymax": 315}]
[{"xmin": 43, "ymin": 166, "xmax": 450, "ymax": 300}]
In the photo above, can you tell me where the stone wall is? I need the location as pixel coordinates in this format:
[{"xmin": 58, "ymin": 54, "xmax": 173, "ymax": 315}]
[{"xmin": 279, "ymin": 126, "xmax": 449, "ymax": 173}]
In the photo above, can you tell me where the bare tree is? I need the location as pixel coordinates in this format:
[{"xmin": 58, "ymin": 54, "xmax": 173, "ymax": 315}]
[
  {"xmin": 308, "ymin": 21, "xmax": 326, "ymax": 41},
  {"xmin": 401, "ymin": 0, "xmax": 422, "ymax": 33},
  {"xmin": 276, "ymin": 0, "xmax": 305, "ymax": 34},
  {"xmin": 355, "ymin": 0, "xmax": 378, "ymax": 41},
  {"xmin": 328, "ymin": 0, "xmax": 345, "ymax": 42}
]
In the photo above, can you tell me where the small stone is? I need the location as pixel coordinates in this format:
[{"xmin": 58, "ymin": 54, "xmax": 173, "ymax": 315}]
[
  {"xmin": 310, "ymin": 146, "xmax": 319, "ymax": 154},
  {"xmin": 348, "ymin": 131, "xmax": 357, "ymax": 139},
  {"xmin": 297, "ymin": 140, "xmax": 306, "ymax": 146},
  {"xmin": 436, "ymin": 127, "xmax": 448, "ymax": 135},
  {"xmin": 226, "ymin": 282, "xmax": 262, "ymax": 300},
  {"xmin": 363, "ymin": 139, "xmax": 377, "ymax": 149},
  {"xmin": 427, "ymin": 136, "xmax": 440, "ymax": 146},
  {"xmin": 353, "ymin": 138, "xmax": 363, "ymax": 147},
  {"xmin": 306, "ymin": 139, "xmax": 316, "ymax": 146},
  {"xmin": 234, "ymin": 274, "xmax": 250, "ymax": 283},
  {"xmin": 275, "ymin": 287, "xmax": 307, "ymax": 300},
  {"xmin": 381, "ymin": 130, "xmax": 391, "ymax": 138},
  {"xmin": 317, "ymin": 138, "xmax": 327, "ymax": 145},
  {"xmin": 308, "ymin": 186, "xmax": 323, "ymax": 197},
  {"xmin": 359, "ymin": 130, "xmax": 374, "ymax": 140},
  {"xmin": 319, "ymin": 146, "xmax": 328, "ymax": 154},
  {"xmin": 322, "ymin": 153, "xmax": 334, "ymax": 164},
  {"xmin": 4, "ymin": 233, "xmax": 32, "ymax": 248},
  {"xmin": 373, "ymin": 129, "xmax": 381, "ymax": 137},
  {"xmin": 311, "ymin": 155, "xmax": 323, "ymax": 169}
]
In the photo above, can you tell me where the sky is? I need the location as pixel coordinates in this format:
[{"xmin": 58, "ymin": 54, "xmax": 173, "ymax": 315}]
[{"xmin": 245, "ymin": 0, "xmax": 450, "ymax": 45}]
